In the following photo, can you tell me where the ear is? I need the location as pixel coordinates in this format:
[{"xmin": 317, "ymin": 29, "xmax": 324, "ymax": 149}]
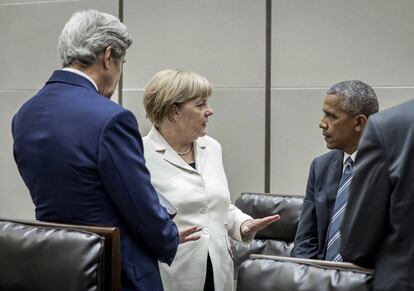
[
  {"xmin": 103, "ymin": 46, "xmax": 113, "ymax": 70},
  {"xmin": 168, "ymin": 104, "xmax": 180, "ymax": 122},
  {"xmin": 354, "ymin": 114, "xmax": 368, "ymax": 132},
  {"xmin": 172, "ymin": 104, "xmax": 180, "ymax": 119}
]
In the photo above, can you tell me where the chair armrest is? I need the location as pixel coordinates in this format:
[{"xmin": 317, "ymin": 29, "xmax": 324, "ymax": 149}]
[
  {"xmin": 236, "ymin": 254, "xmax": 374, "ymax": 291},
  {"xmin": 250, "ymin": 254, "xmax": 374, "ymax": 274}
]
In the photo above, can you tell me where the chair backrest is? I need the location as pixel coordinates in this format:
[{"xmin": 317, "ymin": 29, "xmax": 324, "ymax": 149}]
[
  {"xmin": 231, "ymin": 192, "xmax": 304, "ymax": 279},
  {"xmin": 235, "ymin": 192, "xmax": 303, "ymax": 241},
  {"xmin": 0, "ymin": 218, "xmax": 120, "ymax": 291},
  {"xmin": 237, "ymin": 254, "xmax": 374, "ymax": 291}
]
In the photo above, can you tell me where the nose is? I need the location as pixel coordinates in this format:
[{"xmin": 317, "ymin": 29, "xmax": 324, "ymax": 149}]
[
  {"xmin": 319, "ymin": 118, "xmax": 327, "ymax": 129},
  {"xmin": 205, "ymin": 104, "xmax": 214, "ymax": 116}
]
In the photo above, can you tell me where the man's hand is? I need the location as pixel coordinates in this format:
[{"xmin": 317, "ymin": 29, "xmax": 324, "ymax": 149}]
[
  {"xmin": 240, "ymin": 214, "xmax": 280, "ymax": 238},
  {"xmin": 179, "ymin": 226, "xmax": 202, "ymax": 244}
]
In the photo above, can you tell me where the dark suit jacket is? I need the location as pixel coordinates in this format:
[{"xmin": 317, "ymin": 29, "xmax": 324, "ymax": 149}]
[
  {"xmin": 341, "ymin": 99, "xmax": 414, "ymax": 291},
  {"xmin": 12, "ymin": 70, "xmax": 179, "ymax": 291},
  {"xmin": 291, "ymin": 150, "xmax": 343, "ymax": 259}
]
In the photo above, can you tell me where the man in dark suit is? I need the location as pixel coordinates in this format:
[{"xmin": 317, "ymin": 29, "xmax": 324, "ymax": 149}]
[
  {"xmin": 12, "ymin": 10, "xmax": 195, "ymax": 291},
  {"xmin": 341, "ymin": 99, "xmax": 414, "ymax": 290},
  {"xmin": 291, "ymin": 80, "xmax": 378, "ymax": 260}
]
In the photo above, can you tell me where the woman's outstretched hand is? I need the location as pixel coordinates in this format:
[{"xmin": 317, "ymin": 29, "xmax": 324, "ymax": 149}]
[
  {"xmin": 179, "ymin": 226, "xmax": 202, "ymax": 244},
  {"xmin": 240, "ymin": 214, "xmax": 280, "ymax": 238}
]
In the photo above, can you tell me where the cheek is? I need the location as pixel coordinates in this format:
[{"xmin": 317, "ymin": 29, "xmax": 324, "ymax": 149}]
[
  {"xmin": 336, "ymin": 126, "xmax": 353, "ymax": 141},
  {"xmin": 116, "ymin": 70, "xmax": 122, "ymax": 81},
  {"xmin": 189, "ymin": 112, "xmax": 203, "ymax": 122}
]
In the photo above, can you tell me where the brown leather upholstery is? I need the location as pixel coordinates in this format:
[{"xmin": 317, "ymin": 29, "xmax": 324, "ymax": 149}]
[
  {"xmin": 231, "ymin": 239, "xmax": 292, "ymax": 271},
  {"xmin": 0, "ymin": 218, "xmax": 120, "ymax": 291},
  {"xmin": 232, "ymin": 192, "xmax": 303, "ymax": 275},
  {"xmin": 237, "ymin": 255, "xmax": 374, "ymax": 291},
  {"xmin": 234, "ymin": 193, "xmax": 374, "ymax": 290},
  {"xmin": 235, "ymin": 192, "xmax": 303, "ymax": 241}
]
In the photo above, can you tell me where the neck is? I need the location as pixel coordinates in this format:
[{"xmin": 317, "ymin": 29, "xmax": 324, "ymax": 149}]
[
  {"xmin": 69, "ymin": 63, "xmax": 98, "ymax": 81},
  {"xmin": 68, "ymin": 61, "xmax": 106, "ymax": 96},
  {"xmin": 344, "ymin": 143, "xmax": 358, "ymax": 155},
  {"xmin": 157, "ymin": 122, "xmax": 193, "ymax": 153}
]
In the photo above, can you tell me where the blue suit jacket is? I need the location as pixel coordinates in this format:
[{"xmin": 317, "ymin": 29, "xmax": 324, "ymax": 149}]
[
  {"xmin": 291, "ymin": 150, "xmax": 343, "ymax": 259},
  {"xmin": 12, "ymin": 70, "xmax": 179, "ymax": 291}
]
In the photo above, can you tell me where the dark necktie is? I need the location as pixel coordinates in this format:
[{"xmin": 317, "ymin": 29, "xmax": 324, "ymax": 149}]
[{"xmin": 325, "ymin": 156, "xmax": 353, "ymax": 261}]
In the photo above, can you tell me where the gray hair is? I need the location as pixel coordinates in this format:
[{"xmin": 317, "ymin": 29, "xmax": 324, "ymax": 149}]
[
  {"xmin": 327, "ymin": 80, "xmax": 379, "ymax": 117},
  {"xmin": 58, "ymin": 9, "xmax": 133, "ymax": 67}
]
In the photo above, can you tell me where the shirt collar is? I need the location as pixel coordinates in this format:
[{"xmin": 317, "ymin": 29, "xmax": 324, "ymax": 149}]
[
  {"xmin": 61, "ymin": 67, "xmax": 98, "ymax": 92},
  {"xmin": 343, "ymin": 151, "xmax": 357, "ymax": 164}
]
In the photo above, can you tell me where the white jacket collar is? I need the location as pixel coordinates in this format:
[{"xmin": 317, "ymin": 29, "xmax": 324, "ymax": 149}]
[{"xmin": 147, "ymin": 126, "xmax": 208, "ymax": 173}]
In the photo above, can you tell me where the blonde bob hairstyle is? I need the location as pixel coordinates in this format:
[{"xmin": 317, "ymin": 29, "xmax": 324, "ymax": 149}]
[{"xmin": 143, "ymin": 69, "xmax": 212, "ymax": 126}]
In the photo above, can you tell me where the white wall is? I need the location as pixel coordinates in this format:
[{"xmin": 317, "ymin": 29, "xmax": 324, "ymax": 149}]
[
  {"xmin": 0, "ymin": 0, "xmax": 119, "ymax": 219},
  {"xmin": 121, "ymin": 0, "xmax": 267, "ymax": 200},
  {"xmin": 1, "ymin": 0, "xmax": 413, "ymax": 219},
  {"xmin": 270, "ymin": 0, "xmax": 414, "ymax": 193}
]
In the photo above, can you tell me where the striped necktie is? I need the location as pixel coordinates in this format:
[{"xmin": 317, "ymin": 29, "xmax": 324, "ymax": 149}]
[{"xmin": 325, "ymin": 156, "xmax": 353, "ymax": 262}]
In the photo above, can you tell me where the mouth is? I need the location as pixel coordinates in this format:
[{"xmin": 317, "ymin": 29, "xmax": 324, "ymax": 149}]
[{"xmin": 322, "ymin": 132, "xmax": 331, "ymax": 140}]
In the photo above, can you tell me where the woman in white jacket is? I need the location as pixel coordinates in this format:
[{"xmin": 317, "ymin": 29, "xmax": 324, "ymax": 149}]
[{"xmin": 141, "ymin": 69, "xmax": 279, "ymax": 291}]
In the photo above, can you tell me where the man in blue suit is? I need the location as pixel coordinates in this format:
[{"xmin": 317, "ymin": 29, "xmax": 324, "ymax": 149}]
[
  {"xmin": 12, "ymin": 10, "xmax": 196, "ymax": 291},
  {"xmin": 291, "ymin": 80, "xmax": 378, "ymax": 260}
]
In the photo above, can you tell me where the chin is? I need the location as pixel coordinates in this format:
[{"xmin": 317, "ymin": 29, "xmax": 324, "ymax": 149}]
[
  {"xmin": 105, "ymin": 91, "xmax": 115, "ymax": 98},
  {"xmin": 326, "ymin": 143, "xmax": 335, "ymax": 150}
]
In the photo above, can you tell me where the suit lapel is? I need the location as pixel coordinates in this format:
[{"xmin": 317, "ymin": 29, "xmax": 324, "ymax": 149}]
[
  {"xmin": 332, "ymin": 151, "xmax": 344, "ymax": 187},
  {"xmin": 194, "ymin": 138, "xmax": 208, "ymax": 174},
  {"xmin": 147, "ymin": 126, "xmax": 198, "ymax": 173},
  {"xmin": 163, "ymin": 149, "xmax": 197, "ymax": 172},
  {"xmin": 321, "ymin": 150, "xmax": 345, "ymax": 252},
  {"xmin": 326, "ymin": 150, "xmax": 344, "ymax": 216}
]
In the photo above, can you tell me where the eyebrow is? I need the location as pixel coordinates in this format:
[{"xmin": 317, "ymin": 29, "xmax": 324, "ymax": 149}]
[{"xmin": 323, "ymin": 109, "xmax": 336, "ymax": 116}]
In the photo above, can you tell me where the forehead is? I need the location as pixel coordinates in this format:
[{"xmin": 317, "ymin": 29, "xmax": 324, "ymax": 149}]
[
  {"xmin": 322, "ymin": 94, "xmax": 344, "ymax": 112},
  {"xmin": 188, "ymin": 96, "xmax": 208, "ymax": 103}
]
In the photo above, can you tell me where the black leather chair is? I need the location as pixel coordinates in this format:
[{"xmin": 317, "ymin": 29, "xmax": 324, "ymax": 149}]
[
  {"xmin": 232, "ymin": 192, "xmax": 374, "ymax": 291},
  {"xmin": 231, "ymin": 192, "xmax": 303, "ymax": 275},
  {"xmin": 0, "ymin": 218, "xmax": 120, "ymax": 291},
  {"xmin": 237, "ymin": 254, "xmax": 374, "ymax": 291}
]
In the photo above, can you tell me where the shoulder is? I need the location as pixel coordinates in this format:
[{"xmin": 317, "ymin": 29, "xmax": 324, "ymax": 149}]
[
  {"xmin": 101, "ymin": 106, "xmax": 135, "ymax": 126},
  {"xmin": 59, "ymin": 81, "xmax": 127, "ymax": 123},
  {"xmin": 308, "ymin": 150, "xmax": 343, "ymax": 178},
  {"xmin": 142, "ymin": 134, "xmax": 152, "ymax": 149},
  {"xmin": 363, "ymin": 100, "xmax": 414, "ymax": 147},
  {"xmin": 312, "ymin": 150, "xmax": 342, "ymax": 165},
  {"xmin": 142, "ymin": 126, "xmax": 163, "ymax": 150},
  {"xmin": 98, "ymin": 107, "xmax": 139, "ymax": 142},
  {"xmin": 374, "ymin": 99, "xmax": 414, "ymax": 123},
  {"xmin": 371, "ymin": 100, "xmax": 414, "ymax": 130},
  {"xmin": 198, "ymin": 135, "xmax": 221, "ymax": 151}
]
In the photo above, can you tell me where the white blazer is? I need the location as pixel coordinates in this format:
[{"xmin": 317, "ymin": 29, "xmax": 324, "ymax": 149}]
[{"xmin": 143, "ymin": 126, "xmax": 253, "ymax": 291}]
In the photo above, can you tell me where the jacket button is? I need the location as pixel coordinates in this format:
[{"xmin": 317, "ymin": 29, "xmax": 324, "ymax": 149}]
[
  {"xmin": 203, "ymin": 228, "xmax": 209, "ymax": 235},
  {"xmin": 200, "ymin": 208, "xmax": 206, "ymax": 214}
]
